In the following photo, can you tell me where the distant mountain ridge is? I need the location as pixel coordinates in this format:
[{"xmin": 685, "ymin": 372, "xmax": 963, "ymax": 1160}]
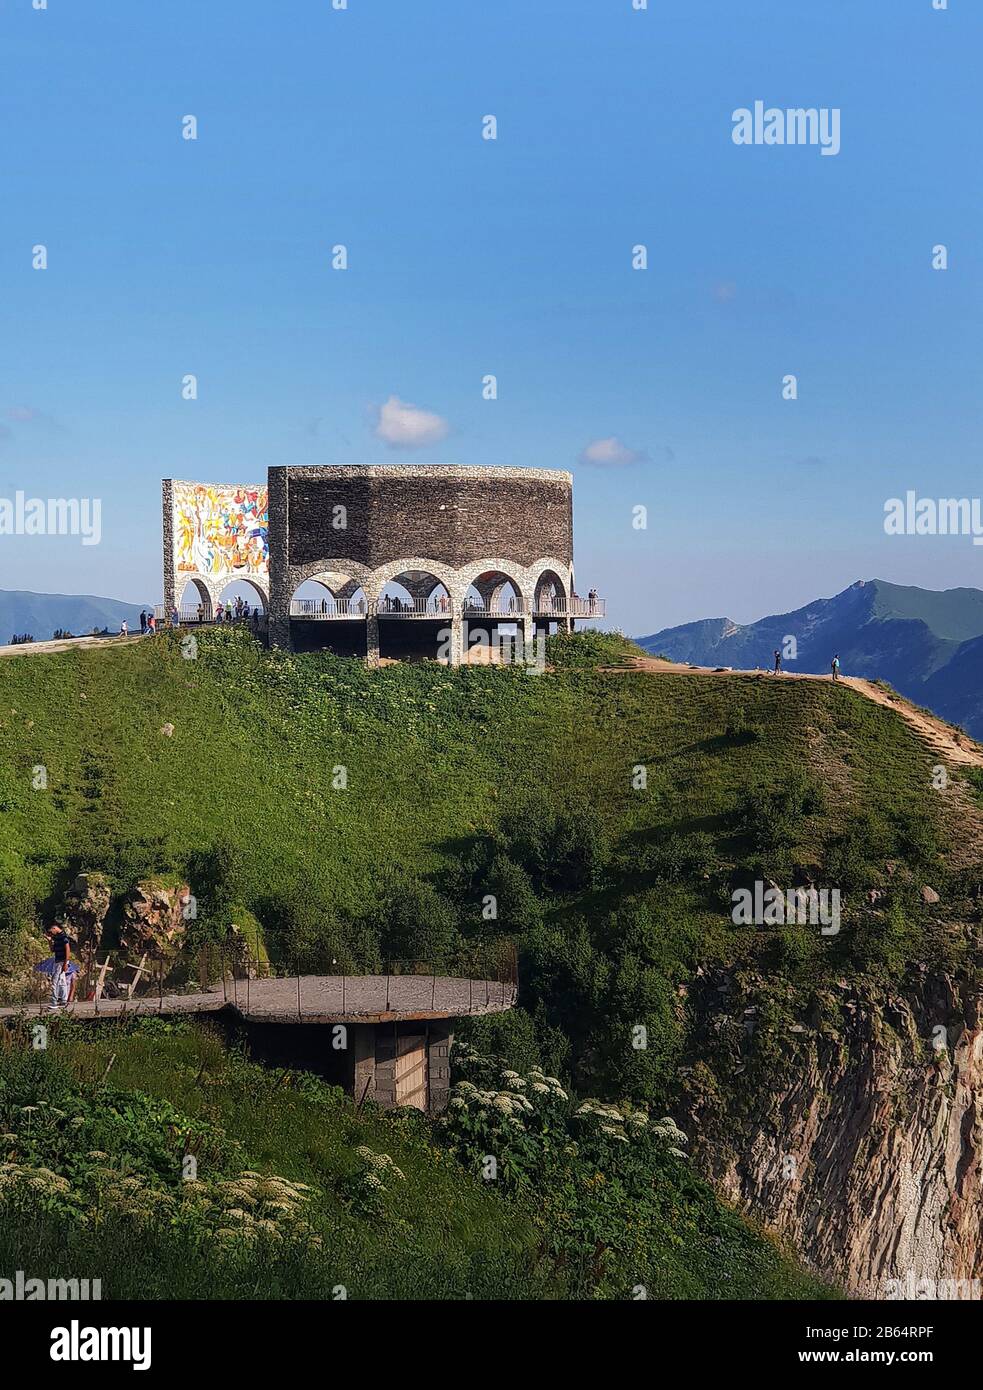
[
  {"xmin": 636, "ymin": 579, "xmax": 983, "ymax": 739},
  {"xmin": 0, "ymin": 589, "xmax": 150, "ymax": 645}
]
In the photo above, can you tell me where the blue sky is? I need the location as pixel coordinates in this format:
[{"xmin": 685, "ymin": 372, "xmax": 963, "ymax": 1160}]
[{"xmin": 1, "ymin": 0, "xmax": 980, "ymax": 633}]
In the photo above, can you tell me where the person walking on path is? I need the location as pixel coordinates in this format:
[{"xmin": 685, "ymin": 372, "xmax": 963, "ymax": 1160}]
[
  {"xmin": 139, "ymin": 610, "xmax": 147, "ymax": 634},
  {"xmin": 45, "ymin": 923, "xmax": 73, "ymax": 1011},
  {"xmin": 119, "ymin": 619, "xmax": 128, "ymax": 638},
  {"xmin": 773, "ymin": 649, "xmax": 782, "ymax": 675},
  {"xmin": 831, "ymin": 654, "xmax": 840, "ymax": 681}
]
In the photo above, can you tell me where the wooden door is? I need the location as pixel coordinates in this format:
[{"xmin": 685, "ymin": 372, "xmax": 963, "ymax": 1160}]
[{"xmin": 394, "ymin": 1034, "xmax": 428, "ymax": 1110}]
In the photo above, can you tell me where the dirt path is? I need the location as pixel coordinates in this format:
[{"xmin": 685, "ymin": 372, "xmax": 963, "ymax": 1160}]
[
  {"xmin": 0, "ymin": 634, "xmax": 143, "ymax": 659},
  {"xmin": 6, "ymin": 634, "xmax": 981, "ymax": 771},
  {"xmin": 611, "ymin": 656, "xmax": 983, "ymax": 771}
]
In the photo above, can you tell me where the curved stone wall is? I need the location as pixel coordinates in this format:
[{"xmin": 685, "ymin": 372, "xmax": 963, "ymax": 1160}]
[
  {"xmin": 267, "ymin": 465, "xmax": 575, "ymax": 649},
  {"xmin": 271, "ymin": 464, "xmax": 573, "ymax": 573}
]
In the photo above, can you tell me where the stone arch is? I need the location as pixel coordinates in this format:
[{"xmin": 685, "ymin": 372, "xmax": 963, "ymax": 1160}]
[
  {"xmin": 454, "ymin": 559, "xmax": 529, "ymax": 615},
  {"xmin": 289, "ymin": 558, "xmax": 376, "ymax": 594},
  {"xmin": 527, "ymin": 558, "xmax": 573, "ymax": 612},
  {"xmin": 370, "ymin": 557, "xmax": 461, "ymax": 611},
  {"xmin": 378, "ymin": 568, "xmax": 452, "ymax": 616},
  {"xmin": 532, "ymin": 566, "xmax": 567, "ymax": 614},
  {"xmin": 288, "ymin": 560, "xmax": 376, "ymax": 609},
  {"xmin": 176, "ymin": 575, "xmax": 215, "ymax": 618},
  {"xmin": 288, "ymin": 566, "xmax": 371, "ymax": 619},
  {"xmin": 216, "ymin": 576, "xmax": 269, "ymax": 612}
]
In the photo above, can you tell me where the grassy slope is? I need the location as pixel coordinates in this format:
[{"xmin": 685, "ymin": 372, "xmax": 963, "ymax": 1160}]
[
  {"xmin": 0, "ymin": 627, "xmax": 954, "ymax": 912},
  {"xmin": 0, "ymin": 1019, "xmax": 545, "ymax": 1301},
  {"xmin": 0, "ymin": 629, "xmax": 974, "ymax": 1299},
  {"xmin": 0, "ymin": 1018, "xmax": 829, "ymax": 1301}
]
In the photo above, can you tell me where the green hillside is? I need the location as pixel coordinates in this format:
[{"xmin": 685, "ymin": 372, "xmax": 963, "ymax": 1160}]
[
  {"xmin": 1, "ymin": 628, "xmax": 978, "ymax": 1299},
  {"xmin": 0, "ymin": 1014, "xmax": 833, "ymax": 1301}
]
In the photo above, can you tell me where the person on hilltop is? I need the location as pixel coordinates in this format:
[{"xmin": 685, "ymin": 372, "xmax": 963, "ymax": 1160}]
[
  {"xmin": 119, "ymin": 619, "xmax": 128, "ymax": 638},
  {"xmin": 139, "ymin": 610, "xmax": 147, "ymax": 634},
  {"xmin": 773, "ymin": 648, "xmax": 782, "ymax": 675},
  {"xmin": 831, "ymin": 654, "xmax": 841, "ymax": 682},
  {"xmin": 147, "ymin": 612, "xmax": 157, "ymax": 634}
]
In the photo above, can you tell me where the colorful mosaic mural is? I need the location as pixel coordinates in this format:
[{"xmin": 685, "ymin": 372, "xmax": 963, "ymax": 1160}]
[{"xmin": 172, "ymin": 481, "xmax": 269, "ymax": 580}]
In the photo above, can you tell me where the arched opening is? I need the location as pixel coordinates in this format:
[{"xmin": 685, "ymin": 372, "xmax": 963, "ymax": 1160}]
[
  {"xmin": 380, "ymin": 571, "xmax": 451, "ymax": 617},
  {"xmin": 216, "ymin": 578, "xmax": 268, "ymax": 624},
  {"xmin": 374, "ymin": 568, "xmax": 453, "ymax": 662},
  {"xmin": 290, "ymin": 577, "xmax": 367, "ymax": 620},
  {"xmin": 177, "ymin": 578, "xmax": 213, "ymax": 623},
  {"xmin": 458, "ymin": 569, "xmax": 523, "ymax": 664},
  {"xmin": 533, "ymin": 570, "xmax": 567, "ymax": 617},
  {"xmin": 288, "ymin": 572, "xmax": 368, "ymax": 655},
  {"xmin": 463, "ymin": 570, "xmax": 523, "ymax": 618}
]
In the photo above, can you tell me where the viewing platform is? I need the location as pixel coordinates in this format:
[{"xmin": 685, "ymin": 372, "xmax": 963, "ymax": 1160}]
[
  {"xmin": 0, "ymin": 973, "xmax": 515, "ymax": 1026},
  {"xmin": 1, "ymin": 954, "xmax": 518, "ymax": 1113},
  {"xmin": 287, "ymin": 596, "xmax": 606, "ymax": 621}
]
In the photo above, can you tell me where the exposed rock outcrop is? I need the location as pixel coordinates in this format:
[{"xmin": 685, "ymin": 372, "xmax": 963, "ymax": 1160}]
[
  {"xmin": 682, "ymin": 967, "xmax": 983, "ymax": 1298},
  {"xmin": 61, "ymin": 872, "xmax": 111, "ymax": 949},
  {"xmin": 119, "ymin": 881, "xmax": 190, "ymax": 960}
]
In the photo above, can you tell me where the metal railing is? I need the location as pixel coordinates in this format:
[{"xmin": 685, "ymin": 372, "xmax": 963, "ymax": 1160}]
[
  {"xmin": 461, "ymin": 599, "xmax": 526, "ymax": 618},
  {"xmin": 290, "ymin": 598, "xmax": 367, "ymax": 619},
  {"xmin": 0, "ymin": 938, "xmax": 519, "ymax": 1022},
  {"xmin": 154, "ymin": 606, "xmax": 267, "ymax": 626},
  {"xmin": 534, "ymin": 596, "xmax": 605, "ymax": 618},
  {"xmin": 376, "ymin": 598, "xmax": 451, "ymax": 618}
]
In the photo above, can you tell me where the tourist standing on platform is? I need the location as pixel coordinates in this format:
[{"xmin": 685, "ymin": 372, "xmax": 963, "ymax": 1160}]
[{"xmin": 45, "ymin": 923, "xmax": 73, "ymax": 1011}]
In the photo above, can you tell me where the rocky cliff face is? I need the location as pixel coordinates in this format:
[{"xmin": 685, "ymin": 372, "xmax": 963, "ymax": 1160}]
[
  {"xmin": 119, "ymin": 881, "xmax": 190, "ymax": 960},
  {"xmin": 681, "ymin": 967, "xmax": 983, "ymax": 1297},
  {"xmin": 62, "ymin": 872, "xmax": 112, "ymax": 949}
]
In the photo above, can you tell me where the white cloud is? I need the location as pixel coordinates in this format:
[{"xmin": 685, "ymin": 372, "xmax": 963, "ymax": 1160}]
[
  {"xmin": 578, "ymin": 436, "xmax": 648, "ymax": 467},
  {"xmin": 374, "ymin": 395, "xmax": 450, "ymax": 449}
]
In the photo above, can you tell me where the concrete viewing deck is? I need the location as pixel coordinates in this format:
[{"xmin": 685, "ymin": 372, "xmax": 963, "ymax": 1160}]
[{"xmin": 0, "ymin": 974, "xmax": 517, "ymax": 1026}]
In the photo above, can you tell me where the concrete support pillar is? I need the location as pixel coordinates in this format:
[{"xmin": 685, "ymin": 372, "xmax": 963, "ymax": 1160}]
[
  {"xmin": 428, "ymin": 1024, "xmax": 452, "ymax": 1113},
  {"xmin": 448, "ymin": 611, "xmax": 464, "ymax": 666},
  {"xmin": 366, "ymin": 614, "xmax": 380, "ymax": 666},
  {"xmin": 353, "ymin": 1024, "xmax": 376, "ymax": 1105},
  {"xmin": 362, "ymin": 579, "xmax": 382, "ymax": 665},
  {"xmin": 518, "ymin": 614, "xmax": 544, "ymax": 669}
]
